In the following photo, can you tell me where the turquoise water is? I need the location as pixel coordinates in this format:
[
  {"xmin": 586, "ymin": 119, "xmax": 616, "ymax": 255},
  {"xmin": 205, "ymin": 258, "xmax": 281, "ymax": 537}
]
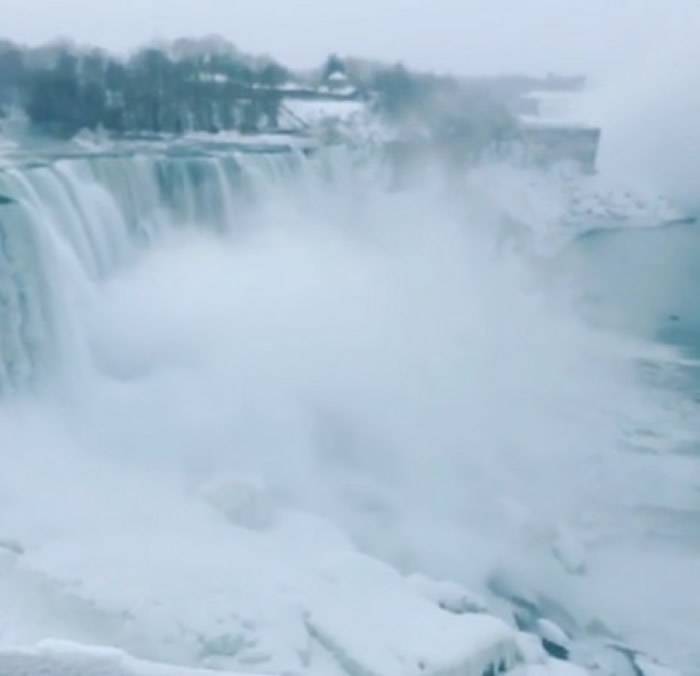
[
  {"xmin": 560, "ymin": 220, "xmax": 700, "ymax": 342},
  {"xmin": 562, "ymin": 217, "xmax": 700, "ymax": 523}
]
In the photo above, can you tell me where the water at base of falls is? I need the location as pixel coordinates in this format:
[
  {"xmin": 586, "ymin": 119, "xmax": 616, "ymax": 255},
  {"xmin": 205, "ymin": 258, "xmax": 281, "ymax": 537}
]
[{"xmin": 0, "ymin": 146, "xmax": 698, "ymax": 674}]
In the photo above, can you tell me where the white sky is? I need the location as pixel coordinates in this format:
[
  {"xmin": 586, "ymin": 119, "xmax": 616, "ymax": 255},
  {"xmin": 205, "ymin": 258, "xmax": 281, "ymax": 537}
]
[{"xmin": 0, "ymin": 0, "xmax": 698, "ymax": 77}]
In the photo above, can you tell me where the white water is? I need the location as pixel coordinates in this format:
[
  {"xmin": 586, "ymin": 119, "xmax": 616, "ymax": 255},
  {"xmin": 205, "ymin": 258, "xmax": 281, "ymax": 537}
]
[{"xmin": 0, "ymin": 149, "xmax": 698, "ymax": 672}]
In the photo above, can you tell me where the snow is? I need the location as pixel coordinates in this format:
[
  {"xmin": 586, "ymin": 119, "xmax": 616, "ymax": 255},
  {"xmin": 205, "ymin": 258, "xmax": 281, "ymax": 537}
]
[
  {"xmin": 0, "ymin": 640, "xmax": 262, "ymax": 676},
  {"xmin": 633, "ymin": 655, "xmax": 682, "ymax": 676},
  {"xmin": 331, "ymin": 85, "xmax": 358, "ymax": 97},
  {"xmin": 551, "ymin": 528, "xmax": 587, "ymax": 576},
  {"xmin": 406, "ymin": 573, "xmax": 490, "ymax": 614},
  {"xmin": 0, "ymin": 478, "xmax": 520, "ymax": 676},
  {"xmin": 1, "ymin": 138, "xmax": 692, "ymax": 676},
  {"xmin": 281, "ymin": 99, "xmax": 367, "ymax": 127},
  {"xmin": 514, "ymin": 633, "xmax": 549, "ymax": 665},
  {"xmin": 461, "ymin": 163, "xmax": 693, "ymax": 255},
  {"xmin": 277, "ymin": 98, "xmax": 389, "ymax": 145},
  {"xmin": 518, "ymin": 117, "xmax": 597, "ymax": 131},
  {"xmin": 174, "ymin": 129, "xmax": 316, "ymax": 152},
  {"xmin": 192, "ymin": 73, "xmax": 229, "ymax": 84},
  {"xmin": 534, "ymin": 620, "xmax": 570, "ymax": 650},
  {"xmin": 305, "ymin": 553, "xmax": 518, "ymax": 676},
  {"xmin": 575, "ymin": 645, "xmax": 684, "ymax": 676},
  {"xmin": 566, "ymin": 177, "xmax": 688, "ymax": 229},
  {"xmin": 518, "ymin": 89, "xmax": 594, "ymax": 130},
  {"xmin": 509, "ymin": 662, "xmax": 589, "ymax": 676}
]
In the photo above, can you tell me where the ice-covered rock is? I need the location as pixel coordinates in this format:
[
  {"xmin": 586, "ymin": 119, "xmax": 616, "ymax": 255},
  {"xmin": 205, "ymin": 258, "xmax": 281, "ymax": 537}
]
[
  {"xmin": 535, "ymin": 620, "xmax": 571, "ymax": 661},
  {"xmin": 536, "ymin": 620, "xmax": 570, "ymax": 649},
  {"xmin": 633, "ymin": 654, "xmax": 682, "ymax": 676},
  {"xmin": 306, "ymin": 553, "xmax": 518, "ymax": 676}
]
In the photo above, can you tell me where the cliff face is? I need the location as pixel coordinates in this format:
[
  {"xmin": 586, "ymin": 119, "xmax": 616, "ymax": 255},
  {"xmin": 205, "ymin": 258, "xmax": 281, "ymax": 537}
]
[{"xmin": 515, "ymin": 125, "xmax": 601, "ymax": 174}]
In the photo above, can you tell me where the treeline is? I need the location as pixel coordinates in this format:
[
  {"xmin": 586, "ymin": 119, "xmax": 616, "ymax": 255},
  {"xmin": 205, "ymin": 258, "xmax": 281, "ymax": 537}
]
[
  {"xmin": 0, "ymin": 36, "xmax": 568, "ymax": 149},
  {"xmin": 0, "ymin": 37, "xmax": 295, "ymax": 136},
  {"xmin": 344, "ymin": 59, "xmax": 519, "ymax": 160}
]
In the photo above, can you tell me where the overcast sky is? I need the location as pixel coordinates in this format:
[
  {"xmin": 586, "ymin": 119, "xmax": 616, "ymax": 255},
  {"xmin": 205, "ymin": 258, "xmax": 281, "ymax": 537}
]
[{"xmin": 1, "ymin": 0, "xmax": 698, "ymax": 77}]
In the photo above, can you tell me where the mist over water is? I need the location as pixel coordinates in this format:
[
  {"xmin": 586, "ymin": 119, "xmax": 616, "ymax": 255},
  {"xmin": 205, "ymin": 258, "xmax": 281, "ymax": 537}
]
[
  {"xmin": 1, "ymin": 148, "xmax": 699, "ymax": 670},
  {"xmin": 580, "ymin": 17, "xmax": 700, "ymax": 214}
]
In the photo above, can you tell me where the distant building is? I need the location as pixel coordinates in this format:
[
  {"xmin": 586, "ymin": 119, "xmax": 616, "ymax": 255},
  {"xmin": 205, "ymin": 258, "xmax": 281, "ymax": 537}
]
[{"xmin": 318, "ymin": 69, "xmax": 360, "ymax": 100}]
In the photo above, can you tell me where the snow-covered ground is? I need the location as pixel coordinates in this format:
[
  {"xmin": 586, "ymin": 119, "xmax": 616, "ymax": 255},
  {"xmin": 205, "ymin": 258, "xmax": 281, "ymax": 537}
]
[
  {"xmin": 279, "ymin": 98, "xmax": 389, "ymax": 145},
  {"xmin": 0, "ymin": 638, "xmax": 573, "ymax": 676},
  {"xmin": 0, "ymin": 114, "xmax": 695, "ymax": 676},
  {"xmin": 0, "ymin": 474, "xmax": 541, "ymax": 676},
  {"xmin": 0, "ymin": 641, "xmax": 261, "ymax": 676},
  {"xmin": 460, "ymin": 163, "xmax": 694, "ymax": 255},
  {"xmin": 280, "ymin": 99, "xmax": 366, "ymax": 128}
]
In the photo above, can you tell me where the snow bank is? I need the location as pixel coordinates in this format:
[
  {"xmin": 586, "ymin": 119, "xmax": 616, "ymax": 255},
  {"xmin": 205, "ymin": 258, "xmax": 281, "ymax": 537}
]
[
  {"xmin": 281, "ymin": 100, "xmax": 367, "ymax": 127},
  {"xmin": 0, "ymin": 495, "xmax": 520, "ymax": 676},
  {"xmin": 406, "ymin": 573, "xmax": 490, "ymax": 614},
  {"xmin": 0, "ymin": 640, "xmax": 261, "ymax": 676},
  {"xmin": 461, "ymin": 164, "xmax": 692, "ymax": 256},
  {"xmin": 509, "ymin": 662, "xmax": 588, "ymax": 676},
  {"xmin": 306, "ymin": 554, "xmax": 518, "ymax": 676}
]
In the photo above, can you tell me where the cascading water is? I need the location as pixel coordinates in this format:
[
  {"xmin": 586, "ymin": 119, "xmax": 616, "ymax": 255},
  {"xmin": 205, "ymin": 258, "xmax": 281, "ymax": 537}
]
[
  {"xmin": 0, "ymin": 146, "xmax": 698, "ymax": 673},
  {"xmin": 0, "ymin": 151, "xmax": 303, "ymax": 392}
]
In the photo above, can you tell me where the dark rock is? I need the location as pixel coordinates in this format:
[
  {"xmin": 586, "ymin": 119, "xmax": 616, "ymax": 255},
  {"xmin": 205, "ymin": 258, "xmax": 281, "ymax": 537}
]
[
  {"xmin": 482, "ymin": 664, "xmax": 496, "ymax": 676},
  {"xmin": 542, "ymin": 638, "xmax": 570, "ymax": 661}
]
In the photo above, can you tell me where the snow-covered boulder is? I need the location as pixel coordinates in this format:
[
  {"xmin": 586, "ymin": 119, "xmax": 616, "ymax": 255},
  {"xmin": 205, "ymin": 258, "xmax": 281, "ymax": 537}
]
[{"xmin": 535, "ymin": 619, "xmax": 571, "ymax": 661}]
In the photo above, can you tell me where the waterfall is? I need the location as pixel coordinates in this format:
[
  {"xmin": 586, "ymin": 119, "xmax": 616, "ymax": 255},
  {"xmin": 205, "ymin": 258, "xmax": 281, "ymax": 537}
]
[
  {"xmin": 0, "ymin": 150, "xmax": 308, "ymax": 392},
  {"xmin": 0, "ymin": 145, "xmax": 698, "ymax": 671}
]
